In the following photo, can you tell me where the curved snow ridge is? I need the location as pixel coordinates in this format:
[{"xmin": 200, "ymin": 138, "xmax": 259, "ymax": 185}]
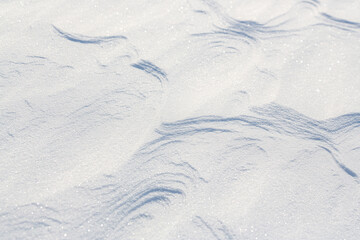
[
  {"xmin": 251, "ymin": 104, "xmax": 360, "ymax": 138},
  {"xmin": 0, "ymin": 20, "xmax": 170, "ymax": 208},
  {"xmin": 320, "ymin": 13, "xmax": 360, "ymax": 31},
  {"xmin": 0, "ymin": 150, "xmax": 202, "ymax": 239},
  {"xmin": 1, "ymin": 104, "xmax": 360, "ymax": 239},
  {"xmin": 131, "ymin": 59, "xmax": 168, "ymax": 84},
  {"xmin": 53, "ymin": 25, "xmax": 127, "ymax": 45},
  {"xmin": 153, "ymin": 105, "xmax": 360, "ymax": 189},
  {"xmin": 190, "ymin": 1, "xmax": 291, "ymax": 52},
  {"xmin": 0, "ymin": 203, "xmax": 65, "ymax": 239},
  {"xmin": 191, "ymin": 0, "xmax": 359, "ymax": 46},
  {"xmin": 72, "ymin": 180, "xmax": 186, "ymax": 238},
  {"xmin": 193, "ymin": 12, "xmax": 291, "ymax": 41},
  {"xmin": 318, "ymin": 146, "xmax": 358, "ymax": 179},
  {"xmin": 51, "ymin": 24, "xmax": 168, "ymax": 85},
  {"xmin": 192, "ymin": 216, "xmax": 236, "ymax": 240}
]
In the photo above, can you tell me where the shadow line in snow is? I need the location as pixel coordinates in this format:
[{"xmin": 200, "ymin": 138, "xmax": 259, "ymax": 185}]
[
  {"xmin": 52, "ymin": 25, "xmax": 127, "ymax": 44},
  {"xmin": 131, "ymin": 59, "xmax": 167, "ymax": 84}
]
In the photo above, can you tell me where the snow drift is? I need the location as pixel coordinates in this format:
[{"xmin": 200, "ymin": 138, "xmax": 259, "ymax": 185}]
[{"xmin": 0, "ymin": 0, "xmax": 360, "ymax": 239}]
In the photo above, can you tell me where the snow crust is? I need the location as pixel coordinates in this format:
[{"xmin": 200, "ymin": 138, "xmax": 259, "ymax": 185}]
[{"xmin": 0, "ymin": 0, "xmax": 360, "ymax": 239}]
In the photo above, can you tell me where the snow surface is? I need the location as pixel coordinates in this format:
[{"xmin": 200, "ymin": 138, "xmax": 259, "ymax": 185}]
[{"xmin": 1, "ymin": 0, "xmax": 360, "ymax": 239}]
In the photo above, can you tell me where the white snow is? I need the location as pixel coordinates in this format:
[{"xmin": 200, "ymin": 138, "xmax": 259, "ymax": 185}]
[{"xmin": 0, "ymin": 0, "xmax": 360, "ymax": 239}]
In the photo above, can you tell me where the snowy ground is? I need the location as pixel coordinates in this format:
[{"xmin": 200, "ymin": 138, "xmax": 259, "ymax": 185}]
[{"xmin": 1, "ymin": 0, "xmax": 360, "ymax": 239}]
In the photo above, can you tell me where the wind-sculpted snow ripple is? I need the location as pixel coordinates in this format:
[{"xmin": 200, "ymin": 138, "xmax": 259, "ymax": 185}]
[
  {"xmin": 53, "ymin": 25, "xmax": 127, "ymax": 45},
  {"xmin": 191, "ymin": 0, "xmax": 360, "ymax": 62},
  {"xmin": 1, "ymin": 104, "xmax": 360, "ymax": 239},
  {"xmin": 0, "ymin": 203, "xmax": 65, "ymax": 239},
  {"xmin": 191, "ymin": 0, "xmax": 292, "ymax": 55},
  {"xmin": 320, "ymin": 13, "xmax": 360, "ymax": 32},
  {"xmin": 131, "ymin": 60, "xmax": 168, "ymax": 84},
  {"xmin": 157, "ymin": 104, "xmax": 360, "ymax": 179},
  {"xmin": 0, "ymin": 143, "xmax": 203, "ymax": 239},
  {"xmin": 146, "ymin": 104, "xmax": 360, "ymax": 239},
  {"xmin": 1, "ymin": 0, "xmax": 360, "ymax": 239}
]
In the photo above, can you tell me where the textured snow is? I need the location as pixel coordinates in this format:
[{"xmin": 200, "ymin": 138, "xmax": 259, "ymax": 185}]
[{"xmin": 0, "ymin": 0, "xmax": 360, "ymax": 239}]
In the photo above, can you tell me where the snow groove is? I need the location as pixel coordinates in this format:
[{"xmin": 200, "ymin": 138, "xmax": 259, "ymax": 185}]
[{"xmin": 53, "ymin": 25, "xmax": 127, "ymax": 45}]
